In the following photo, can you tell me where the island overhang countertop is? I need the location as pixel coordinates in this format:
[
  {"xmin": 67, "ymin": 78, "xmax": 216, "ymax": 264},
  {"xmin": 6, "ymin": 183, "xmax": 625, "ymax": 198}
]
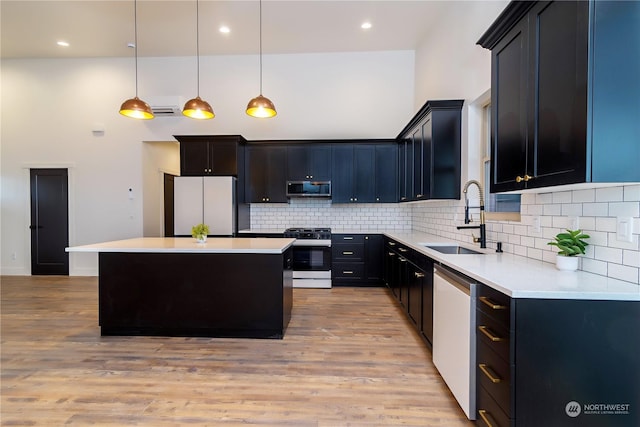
[{"xmin": 66, "ymin": 237, "xmax": 295, "ymax": 254}]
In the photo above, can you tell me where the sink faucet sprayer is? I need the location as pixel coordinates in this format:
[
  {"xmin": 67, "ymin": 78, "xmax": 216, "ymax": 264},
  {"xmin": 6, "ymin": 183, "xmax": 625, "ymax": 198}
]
[{"xmin": 456, "ymin": 180, "xmax": 486, "ymax": 249}]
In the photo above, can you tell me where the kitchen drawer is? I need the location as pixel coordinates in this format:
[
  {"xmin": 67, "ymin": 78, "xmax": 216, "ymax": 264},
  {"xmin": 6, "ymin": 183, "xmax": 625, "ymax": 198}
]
[
  {"xmin": 477, "ymin": 339, "xmax": 511, "ymax": 416},
  {"xmin": 477, "ymin": 309, "xmax": 511, "ymax": 364},
  {"xmin": 477, "ymin": 284, "xmax": 511, "ymax": 327},
  {"xmin": 332, "ymin": 243, "xmax": 364, "ymax": 261},
  {"xmin": 476, "ymin": 386, "xmax": 511, "ymax": 427},
  {"xmin": 333, "ymin": 234, "xmax": 365, "ymax": 244},
  {"xmin": 332, "ymin": 262, "xmax": 364, "ymax": 280}
]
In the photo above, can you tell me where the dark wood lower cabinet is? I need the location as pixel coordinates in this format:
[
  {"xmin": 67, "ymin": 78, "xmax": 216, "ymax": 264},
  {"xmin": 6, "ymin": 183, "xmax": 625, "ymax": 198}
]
[
  {"xmin": 98, "ymin": 250, "xmax": 292, "ymax": 339},
  {"xmin": 332, "ymin": 234, "xmax": 384, "ymax": 286},
  {"xmin": 476, "ymin": 284, "xmax": 640, "ymax": 427}
]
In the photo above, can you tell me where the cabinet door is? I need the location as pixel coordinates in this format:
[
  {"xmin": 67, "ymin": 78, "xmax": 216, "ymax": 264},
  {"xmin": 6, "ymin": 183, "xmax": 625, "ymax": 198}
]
[
  {"xmin": 265, "ymin": 146, "xmax": 287, "ymax": 202},
  {"xmin": 246, "ymin": 146, "xmax": 268, "ymax": 202},
  {"xmin": 398, "ymin": 141, "xmax": 408, "ymax": 201},
  {"xmin": 412, "ymin": 127, "xmax": 426, "ymax": 200},
  {"xmin": 331, "ymin": 145, "xmax": 354, "ymax": 203},
  {"xmin": 209, "ymin": 139, "xmax": 239, "ymax": 176},
  {"xmin": 407, "ymin": 262, "xmax": 423, "ymax": 327},
  {"xmin": 180, "ymin": 141, "xmax": 210, "ymax": 176},
  {"xmin": 287, "ymin": 145, "xmax": 331, "ymax": 181},
  {"xmin": 491, "ymin": 18, "xmax": 529, "ymax": 193},
  {"xmin": 364, "ymin": 235, "xmax": 383, "ymax": 282},
  {"xmin": 420, "ymin": 259, "xmax": 434, "ymax": 344},
  {"xmin": 431, "ymin": 109, "xmax": 461, "ymax": 199},
  {"xmin": 528, "ymin": 0, "xmax": 588, "ymax": 188},
  {"xmin": 375, "ymin": 144, "xmax": 398, "ymax": 202},
  {"xmin": 353, "ymin": 145, "xmax": 375, "ymax": 203}
]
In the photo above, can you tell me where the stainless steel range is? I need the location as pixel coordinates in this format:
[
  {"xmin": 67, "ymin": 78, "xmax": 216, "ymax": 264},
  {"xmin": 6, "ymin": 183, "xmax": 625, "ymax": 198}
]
[{"xmin": 284, "ymin": 228, "xmax": 332, "ymax": 288}]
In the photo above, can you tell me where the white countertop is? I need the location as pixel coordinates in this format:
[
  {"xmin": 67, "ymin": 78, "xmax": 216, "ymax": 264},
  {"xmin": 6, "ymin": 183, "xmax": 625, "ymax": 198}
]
[
  {"xmin": 66, "ymin": 237, "xmax": 295, "ymax": 254},
  {"xmin": 384, "ymin": 231, "xmax": 640, "ymax": 301}
]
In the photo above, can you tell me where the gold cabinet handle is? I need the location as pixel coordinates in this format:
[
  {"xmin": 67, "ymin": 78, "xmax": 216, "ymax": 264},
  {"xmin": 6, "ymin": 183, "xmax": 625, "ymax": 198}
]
[
  {"xmin": 479, "ymin": 296, "xmax": 507, "ymax": 310},
  {"xmin": 515, "ymin": 174, "xmax": 532, "ymax": 183},
  {"xmin": 342, "ymin": 251, "xmax": 354, "ymax": 255},
  {"xmin": 478, "ymin": 325, "xmax": 503, "ymax": 342},
  {"xmin": 478, "ymin": 363, "xmax": 501, "ymax": 383},
  {"xmin": 414, "ymin": 272, "xmax": 425, "ymax": 278},
  {"xmin": 398, "ymin": 248, "xmax": 408, "ymax": 253},
  {"xmin": 478, "ymin": 409, "xmax": 496, "ymax": 427}
]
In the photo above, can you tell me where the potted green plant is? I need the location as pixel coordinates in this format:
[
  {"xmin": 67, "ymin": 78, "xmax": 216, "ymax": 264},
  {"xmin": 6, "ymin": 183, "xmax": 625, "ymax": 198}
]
[
  {"xmin": 191, "ymin": 223, "xmax": 210, "ymax": 243},
  {"xmin": 547, "ymin": 229, "xmax": 590, "ymax": 271}
]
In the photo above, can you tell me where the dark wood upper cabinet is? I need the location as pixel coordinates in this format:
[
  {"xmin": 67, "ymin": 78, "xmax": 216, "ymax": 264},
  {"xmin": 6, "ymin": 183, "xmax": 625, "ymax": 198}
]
[
  {"xmin": 286, "ymin": 144, "xmax": 331, "ymax": 181},
  {"xmin": 175, "ymin": 135, "xmax": 246, "ymax": 177},
  {"xmin": 245, "ymin": 144, "xmax": 287, "ymax": 203},
  {"xmin": 397, "ymin": 100, "xmax": 463, "ymax": 201},
  {"xmin": 479, "ymin": 0, "xmax": 640, "ymax": 192},
  {"xmin": 331, "ymin": 142, "xmax": 397, "ymax": 204}
]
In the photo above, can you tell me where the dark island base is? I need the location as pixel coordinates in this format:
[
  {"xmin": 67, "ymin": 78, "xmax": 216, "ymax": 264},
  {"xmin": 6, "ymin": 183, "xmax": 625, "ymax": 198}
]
[{"xmin": 98, "ymin": 251, "xmax": 292, "ymax": 339}]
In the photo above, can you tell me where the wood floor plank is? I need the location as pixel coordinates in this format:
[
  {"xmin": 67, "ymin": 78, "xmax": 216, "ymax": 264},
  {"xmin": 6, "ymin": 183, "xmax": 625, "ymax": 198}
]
[{"xmin": 1, "ymin": 275, "xmax": 472, "ymax": 426}]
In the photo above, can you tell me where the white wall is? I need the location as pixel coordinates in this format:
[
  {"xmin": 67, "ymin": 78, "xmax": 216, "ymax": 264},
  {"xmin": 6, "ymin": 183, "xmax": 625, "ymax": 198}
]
[{"xmin": 1, "ymin": 50, "xmax": 415, "ymax": 275}]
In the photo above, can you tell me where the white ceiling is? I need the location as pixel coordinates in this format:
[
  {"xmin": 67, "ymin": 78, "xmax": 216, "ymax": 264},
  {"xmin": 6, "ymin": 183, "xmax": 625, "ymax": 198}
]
[{"xmin": 1, "ymin": 0, "xmax": 466, "ymax": 59}]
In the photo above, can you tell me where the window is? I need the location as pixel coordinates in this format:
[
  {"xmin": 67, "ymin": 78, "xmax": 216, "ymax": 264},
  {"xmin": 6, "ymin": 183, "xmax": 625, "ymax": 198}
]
[{"xmin": 481, "ymin": 103, "xmax": 521, "ymax": 219}]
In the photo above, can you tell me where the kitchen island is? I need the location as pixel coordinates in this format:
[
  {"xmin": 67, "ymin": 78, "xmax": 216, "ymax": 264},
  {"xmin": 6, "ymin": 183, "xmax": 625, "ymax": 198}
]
[{"xmin": 67, "ymin": 237, "xmax": 295, "ymax": 338}]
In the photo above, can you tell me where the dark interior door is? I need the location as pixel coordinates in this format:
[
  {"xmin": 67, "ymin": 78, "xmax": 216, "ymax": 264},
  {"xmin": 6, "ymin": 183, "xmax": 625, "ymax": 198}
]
[
  {"xmin": 30, "ymin": 168, "xmax": 69, "ymax": 275},
  {"xmin": 163, "ymin": 173, "xmax": 175, "ymax": 237}
]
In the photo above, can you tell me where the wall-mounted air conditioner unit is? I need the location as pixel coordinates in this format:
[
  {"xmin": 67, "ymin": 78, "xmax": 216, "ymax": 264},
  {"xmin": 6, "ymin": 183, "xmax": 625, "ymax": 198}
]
[{"xmin": 146, "ymin": 96, "xmax": 185, "ymax": 117}]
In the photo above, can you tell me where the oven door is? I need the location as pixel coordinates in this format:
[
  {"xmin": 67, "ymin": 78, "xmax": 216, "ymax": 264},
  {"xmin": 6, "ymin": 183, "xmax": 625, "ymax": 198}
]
[{"xmin": 291, "ymin": 245, "xmax": 331, "ymax": 271}]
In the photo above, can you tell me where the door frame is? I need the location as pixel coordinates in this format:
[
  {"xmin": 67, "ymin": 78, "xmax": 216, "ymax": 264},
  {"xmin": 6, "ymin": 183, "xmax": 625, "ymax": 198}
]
[{"xmin": 22, "ymin": 163, "xmax": 76, "ymax": 275}]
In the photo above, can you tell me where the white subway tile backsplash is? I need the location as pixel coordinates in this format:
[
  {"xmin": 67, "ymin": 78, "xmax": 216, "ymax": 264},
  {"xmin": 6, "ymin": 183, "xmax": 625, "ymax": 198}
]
[
  {"xmin": 609, "ymin": 202, "xmax": 640, "ymax": 218},
  {"xmin": 583, "ymin": 203, "xmax": 609, "ymax": 217},
  {"xmin": 608, "ymin": 264, "xmax": 639, "ymax": 283},
  {"xmin": 595, "ymin": 217, "xmax": 617, "ymax": 232},
  {"xmin": 572, "ymin": 189, "xmax": 595, "ymax": 203},
  {"xmin": 536, "ymin": 193, "xmax": 553, "ymax": 204},
  {"xmin": 624, "ymin": 185, "xmax": 640, "ymax": 202},
  {"xmin": 595, "ymin": 186, "xmax": 624, "ymax": 202},
  {"xmin": 552, "ymin": 191, "xmax": 572, "ymax": 203},
  {"xmin": 543, "ymin": 204, "xmax": 562, "ymax": 216},
  {"xmin": 582, "ymin": 258, "xmax": 608, "ymax": 276},
  {"xmin": 561, "ymin": 204, "xmax": 582, "ymax": 216},
  {"xmin": 594, "ymin": 246, "xmax": 623, "ymax": 264},
  {"xmin": 624, "ymin": 250, "xmax": 640, "ymax": 268}
]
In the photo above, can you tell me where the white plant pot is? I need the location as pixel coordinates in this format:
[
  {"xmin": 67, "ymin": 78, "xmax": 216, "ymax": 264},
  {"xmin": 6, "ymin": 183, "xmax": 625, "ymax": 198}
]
[
  {"xmin": 556, "ymin": 255, "xmax": 579, "ymax": 271},
  {"xmin": 195, "ymin": 235, "xmax": 207, "ymax": 243}
]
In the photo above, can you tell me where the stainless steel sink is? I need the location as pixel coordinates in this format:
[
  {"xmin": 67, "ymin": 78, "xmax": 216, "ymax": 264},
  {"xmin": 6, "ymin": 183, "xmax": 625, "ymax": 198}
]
[{"xmin": 423, "ymin": 245, "xmax": 483, "ymax": 255}]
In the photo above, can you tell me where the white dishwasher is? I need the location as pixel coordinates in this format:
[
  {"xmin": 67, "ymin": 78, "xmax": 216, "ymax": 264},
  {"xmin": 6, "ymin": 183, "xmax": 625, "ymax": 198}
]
[{"xmin": 432, "ymin": 264, "xmax": 477, "ymax": 420}]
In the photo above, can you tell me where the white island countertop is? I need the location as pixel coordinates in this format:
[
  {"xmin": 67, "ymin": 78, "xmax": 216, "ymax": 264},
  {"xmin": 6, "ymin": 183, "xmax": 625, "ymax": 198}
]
[{"xmin": 66, "ymin": 237, "xmax": 295, "ymax": 254}]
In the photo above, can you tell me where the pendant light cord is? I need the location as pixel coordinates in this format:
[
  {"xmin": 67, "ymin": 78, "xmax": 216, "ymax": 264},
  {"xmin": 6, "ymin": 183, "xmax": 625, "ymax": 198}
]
[
  {"xmin": 134, "ymin": 0, "xmax": 139, "ymax": 97},
  {"xmin": 259, "ymin": 0, "xmax": 263, "ymax": 95},
  {"xmin": 196, "ymin": 0, "xmax": 201, "ymax": 97}
]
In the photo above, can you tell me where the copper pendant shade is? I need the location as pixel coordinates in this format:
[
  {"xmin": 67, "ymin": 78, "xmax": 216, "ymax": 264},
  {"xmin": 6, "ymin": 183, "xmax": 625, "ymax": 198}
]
[
  {"xmin": 246, "ymin": 0, "xmax": 276, "ymax": 118},
  {"xmin": 120, "ymin": 96, "xmax": 154, "ymax": 120},
  {"xmin": 183, "ymin": 0, "xmax": 214, "ymax": 119},
  {"xmin": 119, "ymin": 0, "xmax": 154, "ymax": 120},
  {"xmin": 246, "ymin": 94, "xmax": 277, "ymax": 118}
]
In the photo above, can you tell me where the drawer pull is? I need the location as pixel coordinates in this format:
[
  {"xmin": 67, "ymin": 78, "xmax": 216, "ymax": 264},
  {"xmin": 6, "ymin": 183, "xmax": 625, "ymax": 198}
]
[
  {"xmin": 343, "ymin": 271, "xmax": 354, "ymax": 274},
  {"xmin": 478, "ymin": 363, "xmax": 501, "ymax": 383},
  {"xmin": 388, "ymin": 252, "xmax": 396, "ymax": 257},
  {"xmin": 478, "ymin": 325, "xmax": 503, "ymax": 342},
  {"xmin": 480, "ymin": 296, "xmax": 507, "ymax": 310},
  {"xmin": 389, "ymin": 242, "xmax": 396, "ymax": 246},
  {"xmin": 478, "ymin": 409, "xmax": 496, "ymax": 427},
  {"xmin": 398, "ymin": 248, "xmax": 408, "ymax": 253},
  {"xmin": 343, "ymin": 237, "xmax": 354, "ymax": 240},
  {"xmin": 342, "ymin": 251, "xmax": 354, "ymax": 255},
  {"xmin": 414, "ymin": 272, "xmax": 425, "ymax": 278},
  {"xmin": 399, "ymin": 258, "xmax": 407, "ymax": 263}
]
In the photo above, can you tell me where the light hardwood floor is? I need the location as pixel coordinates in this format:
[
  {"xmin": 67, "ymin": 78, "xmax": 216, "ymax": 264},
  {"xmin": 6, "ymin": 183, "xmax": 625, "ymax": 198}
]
[{"xmin": 1, "ymin": 275, "xmax": 473, "ymax": 426}]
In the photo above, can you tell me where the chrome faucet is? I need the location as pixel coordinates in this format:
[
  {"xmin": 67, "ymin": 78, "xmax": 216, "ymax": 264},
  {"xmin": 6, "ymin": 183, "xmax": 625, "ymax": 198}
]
[{"xmin": 456, "ymin": 180, "xmax": 486, "ymax": 248}]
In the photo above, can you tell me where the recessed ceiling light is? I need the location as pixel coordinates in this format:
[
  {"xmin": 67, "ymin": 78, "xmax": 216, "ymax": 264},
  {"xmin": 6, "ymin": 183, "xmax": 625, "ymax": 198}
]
[
  {"xmin": 219, "ymin": 26, "xmax": 230, "ymax": 34},
  {"xmin": 57, "ymin": 41, "xmax": 70, "ymax": 47},
  {"xmin": 361, "ymin": 22, "xmax": 372, "ymax": 30}
]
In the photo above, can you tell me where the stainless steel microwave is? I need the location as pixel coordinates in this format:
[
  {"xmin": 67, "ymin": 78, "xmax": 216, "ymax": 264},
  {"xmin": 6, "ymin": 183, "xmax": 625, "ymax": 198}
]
[{"xmin": 286, "ymin": 181, "xmax": 331, "ymax": 197}]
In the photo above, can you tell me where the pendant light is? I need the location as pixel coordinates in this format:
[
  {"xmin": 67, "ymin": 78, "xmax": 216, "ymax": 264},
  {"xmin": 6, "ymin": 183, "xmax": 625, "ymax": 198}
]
[
  {"xmin": 119, "ymin": 0, "xmax": 154, "ymax": 120},
  {"xmin": 183, "ymin": 0, "xmax": 214, "ymax": 119},
  {"xmin": 246, "ymin": 0, "xmax": 277, "ymax": 118}
]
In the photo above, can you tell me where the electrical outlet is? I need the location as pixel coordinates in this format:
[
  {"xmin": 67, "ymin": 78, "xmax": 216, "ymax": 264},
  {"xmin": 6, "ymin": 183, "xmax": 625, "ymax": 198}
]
[
  {"xmin": 569, "ymin": 216, "xmax": 580, "ymax": 230},
  {"xmin": 617, "ymin": 217, "xmax": 633, "ymax": 243},
  {"xmin": 533, "ymin": 216, "xmax": 541, "ymax": 233}
]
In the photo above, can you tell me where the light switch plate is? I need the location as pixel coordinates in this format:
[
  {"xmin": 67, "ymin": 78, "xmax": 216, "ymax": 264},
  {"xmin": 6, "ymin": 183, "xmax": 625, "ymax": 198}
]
[{"xmin": 616, "ymin": 217, "xmax": 633, "ymax": 243}]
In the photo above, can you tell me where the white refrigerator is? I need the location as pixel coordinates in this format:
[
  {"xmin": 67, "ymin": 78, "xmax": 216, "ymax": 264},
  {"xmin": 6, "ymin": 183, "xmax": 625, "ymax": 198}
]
[{"xmin": 173, "ymin": 176, "xmax": 236, "ymax": 236}]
